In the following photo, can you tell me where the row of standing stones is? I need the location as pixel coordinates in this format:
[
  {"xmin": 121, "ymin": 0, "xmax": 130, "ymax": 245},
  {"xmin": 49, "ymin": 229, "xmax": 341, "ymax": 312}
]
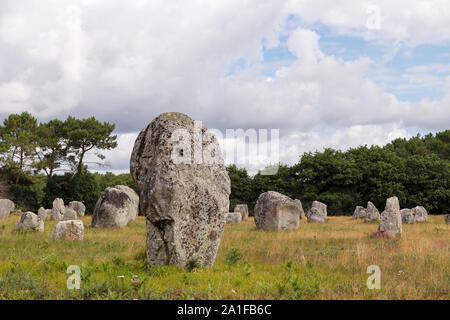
[
  {"xmin": 0, "ymin": 112, "xmax": 449, "ymax": 268},
  {"xmin": 0, "ymin": 183, "xmax": 140, "ymax": 240}
]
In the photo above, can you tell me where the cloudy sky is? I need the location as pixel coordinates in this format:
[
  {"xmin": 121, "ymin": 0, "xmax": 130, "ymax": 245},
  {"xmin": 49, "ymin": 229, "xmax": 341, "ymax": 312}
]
[{"xmin": 0, "ymin": 0, "xmax": 449, "ymax": 174}]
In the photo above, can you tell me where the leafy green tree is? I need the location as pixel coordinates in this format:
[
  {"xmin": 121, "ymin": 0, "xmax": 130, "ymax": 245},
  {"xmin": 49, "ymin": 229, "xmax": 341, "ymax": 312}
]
[
  {"xmin": 34, "ymin": 119, "xmax": 68, "ymax": 177},
  {"xmin": 64, "ymin": 116, "xmax": 118, "ymax": 174},
  {"xmin": 0, "ymin": 112, "xmax": 39, "ymax": 184}
]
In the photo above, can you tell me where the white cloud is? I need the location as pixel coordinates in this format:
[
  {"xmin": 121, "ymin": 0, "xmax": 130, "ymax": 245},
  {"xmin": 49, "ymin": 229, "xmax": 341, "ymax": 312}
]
[{"xmin": 0, "ymin": 1, "xmax": 448, "ymax": 174}]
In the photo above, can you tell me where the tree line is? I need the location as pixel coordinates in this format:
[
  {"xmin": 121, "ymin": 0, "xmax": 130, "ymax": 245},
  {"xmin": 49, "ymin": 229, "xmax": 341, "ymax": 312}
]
[
  {"xmin": 0, "ymin": 112, "xmax": 123, "ymax": 212},
  {"xmin": 1, "ymin": 112, "xmax": 448, "ymax": 215},
  {"xmin": 228, "ymin": 130, "xmax": 450, "ymax": 215}
]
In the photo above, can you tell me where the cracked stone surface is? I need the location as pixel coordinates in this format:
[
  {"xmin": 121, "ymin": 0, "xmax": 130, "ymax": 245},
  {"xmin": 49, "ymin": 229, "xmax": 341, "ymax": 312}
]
[
  {"xmin": 379, "ymin": 196, "xmax": 402, "ymax": 236},
  {"xmin": 52, "ymin": 220, "xmax": 84, "ymax": 240},
  {"xmin": 15, "ymin": 212, "xmax": 44, "ymax": 232},
  {"xmin": 50, "ymin": 198, "xmax": 65, "ymax": 221},
  {"xmin": 364, "ymin": 201, "xmax": 380, "ymax": 222},
  {"xmin": 307, "ymin": 201, "xmax": 327, "ymax": 223},
  {"xmin": 130, "ymin": 112, "xmax": 230, "ymax": 268},
  {"xmin": 68, "ymin": 201, "xmax": 86, "ymax": 217},
  {"xmin": 254, "ymin": 191, "xmax": 302, "ymax": 230},
  {"xmin": 91, "ymin": 185, "xmax": 139, "ymax": 228}
]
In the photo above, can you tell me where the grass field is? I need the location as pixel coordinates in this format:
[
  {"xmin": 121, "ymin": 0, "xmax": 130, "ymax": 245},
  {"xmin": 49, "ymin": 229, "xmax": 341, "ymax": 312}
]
[{"xmin": 0, "ymin": 214, "xmax": 448, "ymax": 300}]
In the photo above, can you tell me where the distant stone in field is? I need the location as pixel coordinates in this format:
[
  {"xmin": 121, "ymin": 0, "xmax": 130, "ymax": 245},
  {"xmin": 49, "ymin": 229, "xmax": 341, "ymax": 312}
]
[
  {"xmin": 378, "ymin": 196, "xmax": 402, "ymax": 236},
  {"xmin": 91, "ymin": 185, "xmax": 139, "ymax": 228},
  {"xmin": 37, "ymin": 207, "xmax": 52, "ymax": 220},
  {"xmin": 68, "ymin": 201, "xmax": 86, "ymax": 217},
  {"xmin": 130, "ymin": 112, "xmax": 230, "ymax": 268},
  {"xmin": 52, "ymin": 220, "xmax": 84, "ymax": 240},
  {"xmin": 385, "ymin": 196, "xmax": 400, "ymax": 212},
  {"xmin": 307, "ymin": 201, "xmax": 327, "ymax": 223},
  {"xmin": 364, "ymin": 202, "xmax": 380, "ymax": 222},
  {"xmin": 254, "ymin": 191, "xmax": 302, "ymax": 230},
  {"xmin": 400, "ymin": 208, "xmax": 416, "ymax": 224},
  {"xmin": 51, "ymin": 198, "xmax": 65, "ymax": 221},
  {"xmin": 63, "ymin": 207, "xmax": 78, "ymax": 221},
  {"xmin": 412, "ymin": 206, "xmax": 428, "ymax": 222},
  {"xmin": 0, "ymin": 199, "xmax": 15, "ymax": 219},
  {"xmin": 352, "ymin": 206, "xmax": 367, "ymax": 219},
  {"xmin": 15, "ymin": 212, "xmax": 44, "ymax": 232},
  {"xmin": 226, "ymin": 212, "xmax": 242, "ymax": 224},
  {"xmin": 445, "ymin": 215, "xmax": 450, "ymax": 224},
  {"xmin": 234, "ymin": 204, "xmax": 249, "ymax": 221}
]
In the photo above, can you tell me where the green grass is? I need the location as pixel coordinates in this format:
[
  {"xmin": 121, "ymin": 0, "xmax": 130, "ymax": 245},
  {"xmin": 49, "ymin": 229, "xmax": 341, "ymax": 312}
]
[{"xmin": 0, "ymin": 214, "xmax": 448, "ymax": 299}]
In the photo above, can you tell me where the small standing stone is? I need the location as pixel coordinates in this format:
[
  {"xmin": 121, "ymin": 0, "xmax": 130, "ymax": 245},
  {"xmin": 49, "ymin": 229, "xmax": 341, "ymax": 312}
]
[
  {"xmin": 234, "ymin": 204, "xmax": 249, "ymax": 221},
  {"xmin": 400, "ymin": 208, "xmax": 416, "ymax": 224},
  {"xmin": 91, "ymin": 185, "xmax": 139, "ymax": 228},
  {"xmin": 378, "ymin": 196, "xmax": 402, "ymax": 236},
  {"xmin": 68, "ymin": 201, "xmax": 86, "ymax": 217},
  {"xmin": 445, "ymin": 215, "xmax": 450, "ymax": 224},
  {"xmin": 254, "ymin": 191, "xmax": 302, "ymax": 230},
  {"xmin": 15, "ymin": 212, "xmax": 44, "ymax": 232},
  {"xmin": 37, "ymin": 207, "xmax": 49, "ymax": 220},
  {"xmin": 52, "ymin": 220, "xmax": 84, "ymax": 240},
  {"xmin": 63, "ymin": 207, "xmax": 78, "ymax": 221},
  {"xmin": 51, "ymin": 198, "xmax": 65, "ymax": 221},
  {"xmin": 412, "ymin": 206, "xmax": 428, "ymax": 222},
  {"xmin": 364, "ymin": 201, "xmax": 380, "ymax": 222},
  {"xmin": 352, "ymin": 206, "xmax": 367, "ymax": 219},
  {"xmin": 0, "ymin": 199, "xmax": 15, "ymax": 219},
  {"xmin": 307, "ymin": 201, "xmax": 327, "ymax": 223},
  {"xmin": 226, "ymin": 212, "xmax": 242, "ymax": 224}
]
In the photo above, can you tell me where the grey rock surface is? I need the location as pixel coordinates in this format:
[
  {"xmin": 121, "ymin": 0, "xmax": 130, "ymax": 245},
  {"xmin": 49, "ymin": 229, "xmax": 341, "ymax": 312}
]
[
  {"xmin": 130, "ymin": 112, "xmax": 230, "ymax": 268},
  {"xmin": 400, "ymin": 208, "xmax": 416, "ymax": 224},
  {"xmin": 68, "ymin": 201, "xmax": 86, "ymax": 216},
  {"xmin": 307, "ymin": 201, "xmax": 327, "ymax": 223},
  {"xmin": 412, "ymin": 206, "xmax": 428, "ymax": 222},
  {"xmin": 254, "ymin": 191, "xmax": 302, "ymax": 230},
  {"xmin": 234, "ymin": 204, "xmax": 249, "ymax": 221},
  {"xmin": 0, "ymin": 199, "xmax": 14, "ymax": 219},
  {"xmin": 51, "ymin": 198, "xmax": 65, "ymax": 221},
  {"xmin": 352, "ymin": 206, "xmax": 367, "ymax": 219},
  {"xmin": 15, "ymin": 212, "xmax": 44, "ymax": 232},
  {"xmin": 63, "ymin": 207, "xmax": 78, "ymax": 221},
  {"xmin": 52, "ymin": 220, "xmax": 84, "ymax": 240},
  {"xmin": 226, "ymin": 212, "xmax": 242, "ymax": 224},
  {"xmin": 92, "ymin": 185, "xmax": 139, "ymax": 228},
  {"xmin": 379, "ymin": 196, "xmax": 402, "ymax": 236},
  {"xmin": 364, "ymin": 201, "xmax": 380, "ymax": 222}
]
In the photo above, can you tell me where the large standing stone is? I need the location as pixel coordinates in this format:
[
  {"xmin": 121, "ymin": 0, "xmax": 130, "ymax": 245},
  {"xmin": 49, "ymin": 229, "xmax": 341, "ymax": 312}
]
[
  {"xmin": 352, "ymin": 206, "xmax": 367, "ymax": 219},
  {"xmin": 15, "ymin": 212, "xmax": 44, "ymax": 232},
  {"xmin": 378, "ymin": 196, "xmax": 402, "ymax": 236},
  {"xmin": 68, "ymin": 201, "xmax": 86, "ymax": 217},
  {"xmin": 412, "ymin": 206, "xmax": 428, "ymax": 222},
  {"xmin": 254, "ymin": 191, "xmax": 302, "ymax": 230},
  {"xmin": 63, "ymin": 207, "xmax": 78, "ymax": 221},
  {"xmin": 51, "ymin": 198, "xmax": 65, "ymax": 221},
  {"xmin": 91, "ymin": 185, "xmax": 139, "ymax": 228},
  {"xmin": 234, "ymin": 204, "xmax": 249, "ymax": 221},
  {"xmin": 364, "ymin": 201, "xmax": 380, "ymax": 222},
  {"xmin": 0, "ymin": 199, "xmax": 14, "ymax": 219},
  {"xmin": 52, "ymin": 220, "xmax": 84, "ymax": 240},
  {"xmin": 226, "ymin": 212, "xmax": 242, "ymax": 224},
  {"xmin": 130, "ymin": 112, "xmax": 231, "ymax": 268},
  {"xmin": 400, "ymin": 208, "xmax": 416, "ymax": 224},
  {"xmin": 307, "ymin": 201, "xmax": 327, "ymax": 223}
]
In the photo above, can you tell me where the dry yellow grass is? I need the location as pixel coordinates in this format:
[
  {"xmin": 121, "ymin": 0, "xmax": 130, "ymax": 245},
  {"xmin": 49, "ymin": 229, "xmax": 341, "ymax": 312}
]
[{"xmin": 0, "ymin": 214, "xmax": 448, "ymax": 299}]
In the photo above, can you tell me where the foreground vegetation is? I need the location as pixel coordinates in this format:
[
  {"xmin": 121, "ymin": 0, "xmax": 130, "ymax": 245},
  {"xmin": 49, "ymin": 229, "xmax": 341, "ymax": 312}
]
[{"xmin": 0, "ymin": 215, "xmax": 448, "ymax": 300}]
